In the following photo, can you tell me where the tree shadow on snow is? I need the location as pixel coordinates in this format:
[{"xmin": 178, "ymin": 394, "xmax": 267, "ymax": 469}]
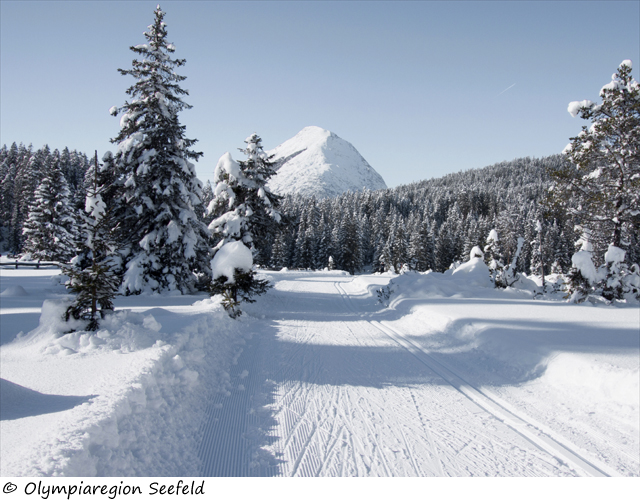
[
  {"xmin": 0, "ymin": 378, "xmax": 96, "ymax": 421},
  {"xmin": 196, "ymin": 325, "xmax": 284, "ymax": 477},
  {"xmin": 249, "ymin": 287, "xmax": 640, "ymax": 391},
  {"xmin": 198, "ymin": 283, "xmax": 639, "ymax": 476}
]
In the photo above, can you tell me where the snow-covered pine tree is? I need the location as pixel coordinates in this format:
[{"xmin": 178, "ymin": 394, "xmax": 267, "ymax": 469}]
[
  {"xmin": 530, "ymin": 220, "xmax": 546, "ymax": 290},
  {"xmin": 484, "ymin": 228, "xmax": 506, "ymax": 287},
  {"xmin": 562, "ymin": 61, "xmax": 639, "ymax": 250},
  {"xmin": 553, "ymin": 60, "xmax": 640, "ymax": 300},
  {"xmin": 271, "ymin": 229, "xmax": 292, "ymax": 270},
  {"xmin": 338, "ymin": 212, "xmax": 363, "ymax": 275},
  {"xmin": 408, "ymin": 224, "xmax": 428, "ymax": 271},
  {"xmin": 22, "ymin": 154, "xmax": 76, "ymax": 262},
  {"xmin": 201, "ymin": 180, "xmax": 215, "ymax": 226},
  {"xmin": 0, "ymin": 142, "xmax": 20, "ymax": 246},
  {"xmin": 379, "ymin": 231, "xmax": 395, "ymax": 272},
  {"xmin": 314, "ymin": 217, "xmax": 331, "ymax": 269},
  {"xmin": 234, "ymin": 133, "xmax": 282, "ymax": 265},
  {"xmin": 566, "ymin": 228, "xmax": 599, "ymax": 302},
  {"xmin": 62, "ymin": 152, "xmax": 122, "ymax": 331},
  {"xmin": 390, "ymin": 220, "xmax": 408, "ymax": 272},
  {"xmin": 110, "ymin": 5, "xmax": 211, "ymax": 294},
  {"xmin": 8, "ymin": 144, "xmax": 38, "ymax": 253},
  {"xmin": 208, "ymin": 138, "xmax": 279, "ymax": 316},
  {"xmin": 434, "ymin": 221, "xmax": 454, "ymax": 272},
  {"xmin": 544, "ymin": 220, "xmax": 562, "ymax": 273}
]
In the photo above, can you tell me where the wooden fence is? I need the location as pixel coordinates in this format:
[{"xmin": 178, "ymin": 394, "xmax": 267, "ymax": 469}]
[{"xmin": 0, "ymin": 261, "xmax": 61, "ymax": 269}]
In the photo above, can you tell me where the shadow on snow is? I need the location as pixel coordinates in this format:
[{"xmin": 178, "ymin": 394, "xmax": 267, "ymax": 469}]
[{"xmin": 0, "ymin": 378, "xmax": 96, "ymax": 421}]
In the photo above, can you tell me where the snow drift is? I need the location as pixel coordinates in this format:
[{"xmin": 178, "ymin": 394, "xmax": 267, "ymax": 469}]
[{"xmin": 0, "ymin": 296, "xmax": 250, "ymax": 476}]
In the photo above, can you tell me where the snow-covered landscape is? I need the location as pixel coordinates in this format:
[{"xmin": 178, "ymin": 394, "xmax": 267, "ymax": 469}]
[
  {"xmin": 1, "ymin": 1, "xmax": 639, "ymax": 484},
  {"xmin": 1, "ymin": 258, "xmax": 638, "ymax": 476}
]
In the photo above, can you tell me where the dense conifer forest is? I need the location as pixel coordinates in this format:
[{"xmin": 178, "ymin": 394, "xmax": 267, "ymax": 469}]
[
  {"xmin": 0, "ymin": 143, "xmax": 90, "ymax": 255},
  {"xmin": 262, "ymin": 154, "xmax": 639, "ymax": 276},
  {"xmin": 3, "ymin": 147, "xmax": 639, "ymax": 284}
]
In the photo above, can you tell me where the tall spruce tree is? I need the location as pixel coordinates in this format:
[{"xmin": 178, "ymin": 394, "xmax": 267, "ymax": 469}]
[
  {"xmin": 235, "ymin": 133, "xmax": 282, "ymax": 265},
  {"xmin": 0, "ymin": 143, "xmax": 20, "ymax": 245},
  {"xmin": 552, "ymin": 60, "xmax": 640, "ymax": 300},
  {"xmin": 9, "ymin": 144, "xmax": 38, "ymax": 253},
  {"xmin": 110, "ymin": 5, "xmax": 210, "ymax": 294}
]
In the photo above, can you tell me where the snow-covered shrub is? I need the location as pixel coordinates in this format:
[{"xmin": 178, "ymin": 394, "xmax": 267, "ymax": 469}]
[
  {"xmin": 376, "ymin": 284, "xmax": 394, "ymax": 306},
  {"xmin": 483, "ymin": 230, "xmax": 523, "ymax": 288},
  {"xmin": 564, "ymin": 235, "xmax": 639, "ymax": 303},
  {"xmin": 566, "ymin": 230, "xmax": 601, "ymax": 303},
  {"xmin": 600, "ymin": 245, "xmax": 640, "ymax": 302}
]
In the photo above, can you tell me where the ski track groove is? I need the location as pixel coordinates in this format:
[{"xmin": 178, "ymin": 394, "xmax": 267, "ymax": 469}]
[
  {"xmin": 399, "ymin": 424, "xmax": 422, "ymax": 476},
  {"xmin": 197, "ymin": 331, "xmax": 278, "ymax": 477},
  {"xmin": 367, "ymin": 318, "xmax": 618, "ymax": 477},
  {"xmin": 335, "ymin": 280, "xmax": 616, "ymax": 477},
  {"xmin": 409, "ymin": 389, "xmax": 445, "ymax": 476},
  {"xmin": 195, "ymin": 275, "xmax": 627, "ymax": 477}
]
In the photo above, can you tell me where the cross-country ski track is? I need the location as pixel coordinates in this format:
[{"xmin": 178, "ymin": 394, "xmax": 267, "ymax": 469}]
[
  {"xmin": 194, "ymin": 272, "xmax": 637, "ymax": 477},
  {"xmin": 2, "ymin": 268, "xmax": 637, "ymax": 477}
]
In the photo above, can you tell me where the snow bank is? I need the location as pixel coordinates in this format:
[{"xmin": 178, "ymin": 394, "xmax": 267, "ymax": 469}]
[
  {"xmin": 451, "ymin": 257, "xmax": 492, "ymax": 288},
  {"xmin": 543, "ymin": 353, "xmax": 639, "ymax": 407},
  {"xmin": 0, "ymin": 285, "xmax": 29, "ymax": 297},
  {"xmin": 382, "ymin": 259, "xmax": 494, "ymax": 307},
  {"xmin": 382, "ymin": 277, "xmax": 639, "ymax": 475},
  {"xmin": 1, "ymin": 296, "xmax": 250, "ymax": 476}
]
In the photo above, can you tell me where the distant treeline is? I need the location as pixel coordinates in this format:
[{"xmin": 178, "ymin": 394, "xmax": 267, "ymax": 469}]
[
  {"xmin": 0, "ymin": 143, "xmax": 90, "ymax": 254},
  {"xmin": 3, "ymin": 143, "xmax": 639, "ymax": 281},
  {"xmin": 262, "ymin": 155, "xmax": 640, "ymax": 275}
]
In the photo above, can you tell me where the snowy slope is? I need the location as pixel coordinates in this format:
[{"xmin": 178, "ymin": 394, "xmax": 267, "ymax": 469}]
[{"xmin": 266, "ymin": 126, "xmax": 387, "ymax": 198}]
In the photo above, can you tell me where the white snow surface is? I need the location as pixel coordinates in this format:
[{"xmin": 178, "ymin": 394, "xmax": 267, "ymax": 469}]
[
  {"xmin": 1, "ymin": 260, "xmax": 638, "ymax": 477},
  {"xmin": 1, "ymin": 265, "xmax": 250, "ymax": 476},
  {"xmin": 450, "ymin": 257, "xmax": 492, "ymax": 287},
  {"xmin": 266, "ymin": 126, "xmax": 387, "ymax": 199}
]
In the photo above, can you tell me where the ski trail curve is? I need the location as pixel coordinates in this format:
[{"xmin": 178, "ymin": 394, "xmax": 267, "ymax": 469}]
[
  {"xmin": 334, "ymin": 281, "xmax": 619, "ymax": 477},
  {"xmin": 196, "ymin": 273, "xmax": 618, "ymax": 476}
]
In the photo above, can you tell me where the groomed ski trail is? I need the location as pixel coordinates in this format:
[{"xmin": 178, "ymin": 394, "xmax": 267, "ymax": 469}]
[{"xmin": 196, "ymin": 272, "xmax": 622, "ymax": 477}]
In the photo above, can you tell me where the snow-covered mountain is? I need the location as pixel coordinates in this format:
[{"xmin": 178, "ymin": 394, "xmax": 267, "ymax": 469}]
[{"xmin": 266, "ymin": 126, "xmax": 387, "ymax": 199}]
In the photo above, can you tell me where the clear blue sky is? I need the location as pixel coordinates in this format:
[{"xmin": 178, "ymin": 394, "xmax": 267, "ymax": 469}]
[{"xmin": 1, "ymin": 1, "xmax": 638, "ymax": 188}]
